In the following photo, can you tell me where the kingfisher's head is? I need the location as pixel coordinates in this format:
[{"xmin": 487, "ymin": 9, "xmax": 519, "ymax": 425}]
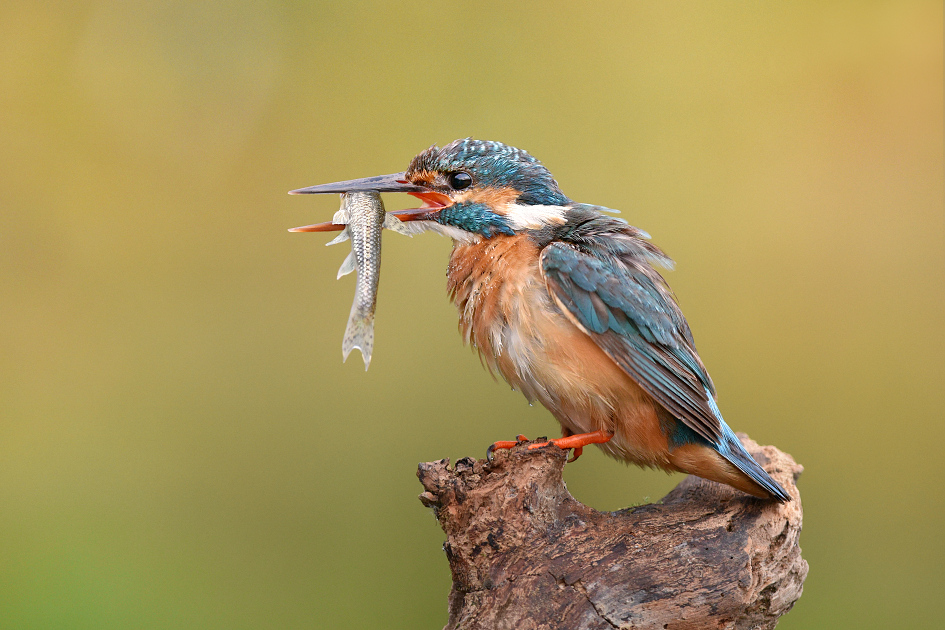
[{"xmin": 290, "ymin": 138, "xmax": 572, "ymax": 242}]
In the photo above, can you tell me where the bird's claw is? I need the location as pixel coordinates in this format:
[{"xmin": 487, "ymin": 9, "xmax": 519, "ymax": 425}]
[
  {"xmin": 568, "ymin": 446, "xmax": 584, "ymax": 463},
  {"xmin": 486, "ymin": 434, "xmax": 530, "ymax": 461}
]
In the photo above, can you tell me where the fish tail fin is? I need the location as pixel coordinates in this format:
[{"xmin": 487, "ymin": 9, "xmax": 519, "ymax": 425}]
[{"xmin": 342, "ymin": 305, "xmax": 375, "ymax": 371}]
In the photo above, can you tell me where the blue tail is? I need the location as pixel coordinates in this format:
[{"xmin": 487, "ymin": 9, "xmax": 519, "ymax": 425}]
[{"xmin": 707, "ymin": 393, "xmax": 791, "ymax": 502}]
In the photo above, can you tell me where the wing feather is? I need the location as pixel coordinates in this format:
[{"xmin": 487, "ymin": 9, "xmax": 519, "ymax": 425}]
[{"xmin": 541, "ymin": 241, "xmax": 722, "ymax": 444}]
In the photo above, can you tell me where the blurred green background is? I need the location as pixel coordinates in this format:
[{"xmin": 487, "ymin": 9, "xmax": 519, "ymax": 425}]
[{"xmin": 1, "ymin": 1, "xmax": 942, "ymax": 628}]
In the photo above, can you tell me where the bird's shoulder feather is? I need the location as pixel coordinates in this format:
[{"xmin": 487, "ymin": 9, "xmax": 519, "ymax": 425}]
[{"xmin": 539, "ymin": 213, "xmax": 723, "ymax": 444}]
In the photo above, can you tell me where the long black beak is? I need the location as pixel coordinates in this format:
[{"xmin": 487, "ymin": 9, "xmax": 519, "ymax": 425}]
[{"xmin": 288, "ymin": 172, "xmax": 425, "ymax": 195}]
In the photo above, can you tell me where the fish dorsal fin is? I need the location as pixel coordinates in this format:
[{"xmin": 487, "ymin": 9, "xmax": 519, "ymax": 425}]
[{"xmin": 336, "ymin": 251, "xmax": 356, "ymax": 278}]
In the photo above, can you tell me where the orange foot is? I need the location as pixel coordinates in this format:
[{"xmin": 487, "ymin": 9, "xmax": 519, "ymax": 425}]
[
  {"xmin": 487, "ymin": 431, "xmax": 614, "ymax": 463},
  {"xmin": 486, "ymin": 435, "xmax": 530, "ymax": 461},
  {"xmin": 528, "ymin": 430, "xmax": 614, "ymax": 462}
]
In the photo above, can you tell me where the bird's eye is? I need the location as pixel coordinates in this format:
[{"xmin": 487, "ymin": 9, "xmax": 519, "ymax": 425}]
[{"xmin": 447, "ymin": 172, "xmax": 472, "ymax": 190}]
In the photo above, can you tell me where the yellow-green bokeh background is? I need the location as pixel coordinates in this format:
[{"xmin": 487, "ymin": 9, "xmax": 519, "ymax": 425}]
[{"xmin": 2, "ymin": 1, "xmax": 942, "ymax": 628}]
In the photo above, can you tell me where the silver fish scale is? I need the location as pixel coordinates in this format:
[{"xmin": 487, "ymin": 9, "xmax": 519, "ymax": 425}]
[{"xmin": 327, "ymin": 191, "xmax": 416, "ymax": 370}]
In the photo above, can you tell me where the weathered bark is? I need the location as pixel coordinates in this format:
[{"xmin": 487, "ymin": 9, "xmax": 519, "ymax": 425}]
[{"xmin": 417, "ymin": 434, "xmax": 806, "ymax": 630}]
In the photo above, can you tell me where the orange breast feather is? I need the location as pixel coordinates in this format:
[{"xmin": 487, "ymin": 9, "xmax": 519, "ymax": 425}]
[{"xmin": 447, "ymin": 236, "xmax": 673, "ymax": 468}]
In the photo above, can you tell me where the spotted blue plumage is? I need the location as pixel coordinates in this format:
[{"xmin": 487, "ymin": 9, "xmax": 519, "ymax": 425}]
[{"xmin": 408, "ymin": 138, "xmax": 569, "ymax": 206}]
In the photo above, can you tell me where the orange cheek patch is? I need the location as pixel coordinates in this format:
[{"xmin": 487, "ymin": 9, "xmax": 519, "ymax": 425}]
[{"xmin": 461, "ymin": 186, "xmax": 521, "ymax": 211}]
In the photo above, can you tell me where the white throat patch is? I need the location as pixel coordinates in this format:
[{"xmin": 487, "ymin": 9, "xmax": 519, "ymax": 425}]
[{"xmin": 501, "ymin": 203, "xmax": 567, "ymax": 230}]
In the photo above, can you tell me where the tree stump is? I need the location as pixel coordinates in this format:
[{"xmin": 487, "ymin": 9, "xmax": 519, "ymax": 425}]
[{"xmin": 417, "ymin": 434, "xmax": 806, "ymax": 630}]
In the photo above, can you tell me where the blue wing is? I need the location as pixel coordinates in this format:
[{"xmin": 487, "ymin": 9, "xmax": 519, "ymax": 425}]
[
  {"xmin": 540, "ymin": 238, "xmax": 724, "ymax": 445},
  {"xmin": 540, "ymin": 223, "xmax": 791, "ymax": 502}
]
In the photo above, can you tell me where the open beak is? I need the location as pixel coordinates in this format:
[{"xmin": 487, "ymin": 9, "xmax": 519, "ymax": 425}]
[{"xmin": 288, "ymin": 173, "xmax": 453, "ymax": 232}]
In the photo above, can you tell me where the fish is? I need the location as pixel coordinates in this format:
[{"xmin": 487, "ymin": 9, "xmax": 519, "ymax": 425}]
[{"xmin": 317, "ymin": 191, "xmax": 416, "ymax": 370}]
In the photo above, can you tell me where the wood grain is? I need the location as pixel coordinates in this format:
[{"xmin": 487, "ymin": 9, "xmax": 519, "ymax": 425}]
[{"xmin": 417, "ymin": 434, "xmax": 806, "ymax": 630}]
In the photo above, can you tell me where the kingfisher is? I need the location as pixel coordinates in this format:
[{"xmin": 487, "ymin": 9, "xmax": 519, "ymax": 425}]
[{"xmin": 290, "ymin": 139, "xmax": 790, "ymax": 502}]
